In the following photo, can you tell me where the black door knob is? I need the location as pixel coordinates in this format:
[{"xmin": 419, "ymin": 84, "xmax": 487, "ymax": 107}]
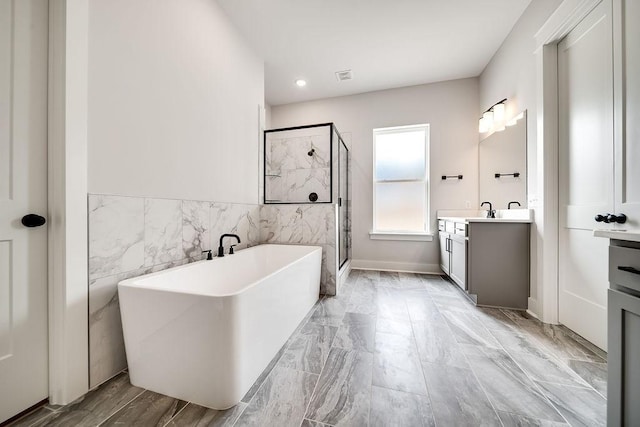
[
  {"xmin": 21, "ymin": 214, "xmax": 46, "ymax": 228},
  {"xmin": 607, "ymin": 213, "xmax": 627, "ymax": 224},
  {"xmin": 595, "ymin": 214, "xmax": 607, "ymax": 223}
]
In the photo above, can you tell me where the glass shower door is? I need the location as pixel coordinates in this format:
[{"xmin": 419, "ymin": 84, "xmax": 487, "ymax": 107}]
[{"xmin": 339, "ymin": 139, "xmax": 349, "ymax": 268}]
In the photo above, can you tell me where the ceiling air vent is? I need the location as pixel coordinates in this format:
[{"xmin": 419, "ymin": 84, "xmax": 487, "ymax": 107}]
[{"xmin": 335, "ymin": 69, "xmax": 353, "ymax": 82}]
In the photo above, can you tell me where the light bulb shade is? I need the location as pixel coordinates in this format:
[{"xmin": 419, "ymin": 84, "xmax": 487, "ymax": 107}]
[
  {"xmin": 493, "ymin": 103, "xmax": 505, "ymax": 122},
  {"xmin": 482, "ymin": 110, "xmax": 494, "ymax": 122},
  {"xmin": 479, "ymin": 117, "xmax": 489, "ymax": 133}
]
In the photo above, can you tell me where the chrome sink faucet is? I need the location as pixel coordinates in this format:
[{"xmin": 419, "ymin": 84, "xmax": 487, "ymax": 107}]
[
  {"xmin": 481, "ymin": 202, "xmax": 495, "ymax": 218},
  {"xmin": 218, "ymin": 234, "xmax": 241, "ymax": 257}
]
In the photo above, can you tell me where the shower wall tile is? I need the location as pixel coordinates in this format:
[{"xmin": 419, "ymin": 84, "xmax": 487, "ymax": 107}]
[
  {"xmin": 260, "ymin": 204, "xmax": 338, "ymax": 295},
  {"xmin": 182, "ymin": 200, "xmax": 211, "ymax": 259},
  {"xmin": 89, "ymin": 195, "xmax": 144, "ymax": 280},
  {"xmin": 285, "ymin": 168, "xmax": 330, "ymax": 203},
  {"xmin": 144, "ymin": 198, "xmax": 183, "ymax": 266},
  {"xmin": 88, "ymin": 193, "xmax": 261, "ymax": 388}
]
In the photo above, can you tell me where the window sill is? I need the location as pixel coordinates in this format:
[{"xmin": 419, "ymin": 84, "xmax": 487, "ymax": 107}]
[{"xmin": 369, "ymin": 231, "xmax": 434, "ymax": 242}]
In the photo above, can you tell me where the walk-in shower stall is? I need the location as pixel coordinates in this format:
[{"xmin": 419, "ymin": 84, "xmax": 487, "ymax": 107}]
[{"xmin": 263, "ymin": 123, "xmax": 351, "ymax": 294}]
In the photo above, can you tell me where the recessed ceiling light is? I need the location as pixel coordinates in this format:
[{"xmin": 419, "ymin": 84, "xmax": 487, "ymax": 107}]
[{"xmin": 295, "ymin": 79, "xmax": 307, "ymax": 87}]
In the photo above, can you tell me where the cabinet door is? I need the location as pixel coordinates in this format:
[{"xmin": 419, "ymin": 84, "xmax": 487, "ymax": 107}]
[
  {"xmin": 439, "ymin": 232, "xmax": 450, "ymax": 275},
  {"xmin": 608, "ymin": 288, "xmax": 640, "ymax": 425},
  {"xmin": 450, "ymin": 235, "xmax": 467, "ymax": 290}
]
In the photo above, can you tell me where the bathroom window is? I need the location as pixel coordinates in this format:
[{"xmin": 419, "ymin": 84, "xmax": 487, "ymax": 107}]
[{"xmin": 371, "ymin": 124, "xmax": 431, "ymax": 240}]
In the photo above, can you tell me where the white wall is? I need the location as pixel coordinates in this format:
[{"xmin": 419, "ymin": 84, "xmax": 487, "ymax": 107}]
[
  {"xmin": 479, "ymin": 0, "xmax": 562, "ymax": 316},
  {"xmin": 87, "ymin": 0, "xmax": 264, "ymax": 204},
  {"xmin": 271, "ymin": 78, "xmax": 479, "ymax": 272}
]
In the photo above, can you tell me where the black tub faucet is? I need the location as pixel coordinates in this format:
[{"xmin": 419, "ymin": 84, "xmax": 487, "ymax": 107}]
[
  {"xmin": 218, "ymin": 234, "xmax": 241, "ymax": 257},
  {"xmin": 508, "ymin": 201, "xmax": 521, "ymax": 209},
  {"xmin": 481, "ymin": 202, "xmax": 495, "ymax": 218}
]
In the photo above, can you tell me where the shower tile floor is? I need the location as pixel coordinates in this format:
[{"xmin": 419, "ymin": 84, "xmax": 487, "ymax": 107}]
[{"xmin": 11, "ymin": 270, "xmax": 607, "ymax": 426}]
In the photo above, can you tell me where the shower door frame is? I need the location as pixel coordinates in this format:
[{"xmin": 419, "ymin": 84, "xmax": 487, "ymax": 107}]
[{"xmin": 263, "ymin": 122, "xmax": 335, "ymax": 205}]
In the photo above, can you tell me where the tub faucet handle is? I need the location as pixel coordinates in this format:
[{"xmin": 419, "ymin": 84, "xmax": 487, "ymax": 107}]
[
  {"xmin": 229, "ymin": 244, "xmax": 237, "ymax": 255},
  {"xmin": 202, "ymin": 250, "xmax": 212, "ymax": 260}
]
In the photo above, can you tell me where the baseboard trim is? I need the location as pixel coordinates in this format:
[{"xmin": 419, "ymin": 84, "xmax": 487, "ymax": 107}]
[{"xmin": 351, "ymin": 259, "xmax": 442, "ymax": 275}]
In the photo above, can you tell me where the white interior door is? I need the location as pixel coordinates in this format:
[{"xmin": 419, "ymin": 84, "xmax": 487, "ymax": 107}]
[
  {"xmin": 0, "ymin": 0, "xmax": 49, "ymax": 422},
  {"xmin": 614, "ymin": 0, "xmax": 640, "ymax": 224},
  {"xmin": 558, "ymin": 0, "xmax": 613, "ymax": 351}
]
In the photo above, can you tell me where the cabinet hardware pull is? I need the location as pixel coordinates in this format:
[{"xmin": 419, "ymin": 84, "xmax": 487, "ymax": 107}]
[{"xmin": 618, "ymin": 266, "xmax": 640, "ymax": 276}]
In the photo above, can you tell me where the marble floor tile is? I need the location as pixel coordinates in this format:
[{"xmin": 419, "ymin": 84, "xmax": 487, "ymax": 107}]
[
  {"xmin": 413, "ymin": 319, "xmax": 470, "ymax": 369},
  {"xmin": 421, "ymin": 362, "xmax": 502, "ymax": 426},
  {"xmin": 305, "ymin": 347, "xmax": 372, "ymax": 426},
  {"xmin": 236, "ymin": 367, "xmax": 318, "ymax": 427},
  {"xmin": 279, "ymin": 322, "xmax": 337, "ymax": 374},
  {"xmin": 474, "ymin": 307, "xmax": 519, "ymax": 332},
  {"xmin": 300, "ymin": 419, "xmax": 330, "ymax": 427},
  {"xmin": 100, "ymin": 390, "xmax": 187, "ymax": 426},
  {"xmin": 375, "ymin": 287, "xmax": 410, "ymax": 321},
  {"xmin": 422, "ymin": 277, "xmax": 462, "ymax": 297},
  {"xmin": 406, "ymin": 294, "xmax": 442, "ymax": 323},
  {"xmin": 430, "ymin": 293, "xmax": 476, "ymax": 314},
  {"xmin": 441, "ymin": 310, "xmax": 501, "ymax": 348},
  {"xmin": 7, "ymin": 407, "xmax": 56, "ymax": 427},
  {"xmin": 31, "ymin": 372, "xmax": 144, "ymax": 426},
  {"xmin": 309, "ymin": 297, "xmax": 346, "ymax": 327},
  {"xmin": 500, "ymin": 310, "xmax": 605, "ymax": 363},
  {"xmin": 555, "ymin": 324, "xmax": 608, "ymax": 361},
  {"xmin": 373, "ymin": 332, "xmax": 427, "ymax": 395},
  {"xmin": 346, "ymin": 282, "xmax": 377, "ymax": 316},
  {"xmin": 397, "ymin": 272, "xmax": 428, "ymax": 290},
  {"xmin": 377, "ymin": 271, "xmax": 402, "ymax": 289},
  {"xmin": 332, "ymin": 312, "xmax": 376, "ymax": 353},
  {"xmin": 506, "ymin": 348, "xmax": 590, "ymax": 388},
  {"xmin": 536, "ymin": 381, "xmax": 606, "ymax": 427},
  {"xmin": 497, "ymin": 411, "xmax": 570, "ymax": 426},
  {"xmin": 242, "ymin": 344, "xmax": 289, "ymax": 403},
  {"xmin": 370, "ymin": 386, "xmax": 435, "ymax": 427},
  {"xmin": 376, "ymin": 317, "xmax": 413, "ymax": 338},
  {"xmin": 165, "ymin": 402, "xmax": 246, "ymax": 427},
  {"xmin": 567, "ymin": 359, "xmax": 607, "ymax": 397},
  {"xmin": 463, "ymin": 346, "xmax": 566, "ymax": 423}
]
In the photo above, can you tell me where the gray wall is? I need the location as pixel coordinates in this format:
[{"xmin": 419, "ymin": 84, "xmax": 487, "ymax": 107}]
[
  {"xmin": 271, "ymin": 78, "xmax": 479, "ymax": 273},
  {"xmin": 478, "ymin": 0, "xmax": 562, "ymax": 316}
]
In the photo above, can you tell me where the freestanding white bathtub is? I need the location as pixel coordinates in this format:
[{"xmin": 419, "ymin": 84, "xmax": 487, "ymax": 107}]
[{"xmin": 118, "ymin": 244, "xmax": 322, "ymax": 410}]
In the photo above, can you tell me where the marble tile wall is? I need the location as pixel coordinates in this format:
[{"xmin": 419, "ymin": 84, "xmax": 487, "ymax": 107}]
[
  {"xmin": 88, "ymin": 194, "xmax": 260, "ymax": 388},
  {"xmin": 260, "ymin": 204, "xmax": 338, "ymax": 296},
  {"xmin": 265, "ymin": 132, "xmax": 331, "ymax": 203}
]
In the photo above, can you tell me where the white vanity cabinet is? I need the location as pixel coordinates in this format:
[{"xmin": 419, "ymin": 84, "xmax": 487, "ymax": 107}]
[{"xmin": 438, "ymin": 220, "xmax": 467, "ymax": 290}]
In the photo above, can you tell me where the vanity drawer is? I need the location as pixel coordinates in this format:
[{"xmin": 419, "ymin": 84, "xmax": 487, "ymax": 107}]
[
  {"xmin": 610, "ymin": 245, "xmax": 640, "ymax": 293},
  {"xmin": 438, "ymin": 220, "xmax": 445, "ymax": 231},
  {"xmin": 454, "ymin": 223, "xmax": 467, "ymax": 237},
  {"xmin": 445, "ymin": 221, "xmax": 455, "ymax": 233}
]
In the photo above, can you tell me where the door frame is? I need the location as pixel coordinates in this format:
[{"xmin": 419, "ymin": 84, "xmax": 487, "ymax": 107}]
[
  {"xmin": 533, "ymin": 0, "xmax": 604, "ymax": 324},
  {"xmin": 47, "ymin": 0, "xmax": 89, "ymax": 405}
]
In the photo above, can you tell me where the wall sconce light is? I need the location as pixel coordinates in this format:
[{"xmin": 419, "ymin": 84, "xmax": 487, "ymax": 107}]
[{"xmin": 478, "ymin": 98, "xmax": 507, "ymax": 133}]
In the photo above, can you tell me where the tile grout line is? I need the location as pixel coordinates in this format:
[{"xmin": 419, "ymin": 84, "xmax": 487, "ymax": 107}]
[
  {"xmin": 95, "ymin": 388, "xmax": 148, "ymax": 427},
  {"xmin": 161, "ymin": 401, "xmax": 190, "ymax": 427}
]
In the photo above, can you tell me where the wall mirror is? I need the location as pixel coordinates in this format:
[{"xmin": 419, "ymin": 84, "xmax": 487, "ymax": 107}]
[{"xmin": 479, "ymin": 110, "xmax": 527, "ymax": 209}]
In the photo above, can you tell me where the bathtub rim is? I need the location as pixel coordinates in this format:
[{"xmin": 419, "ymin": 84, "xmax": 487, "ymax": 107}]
[{"xmin": 117, "ymin": 243, "xmax": 322, "ymax": 298}]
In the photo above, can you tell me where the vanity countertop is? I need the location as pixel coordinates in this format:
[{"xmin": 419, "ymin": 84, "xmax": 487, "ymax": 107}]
[
  {"xmin": 438, "ymin": 209, "xmax": 533, "ymax": 224},
  {"xmin": 593, "ymin": 229, "xmax": 640, "ymax": 243},
  {"xmin": 438, "ymin": 216, "xmax": 533, "ymax": 224}
]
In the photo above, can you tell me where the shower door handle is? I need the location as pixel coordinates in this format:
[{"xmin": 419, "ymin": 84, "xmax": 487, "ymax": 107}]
[{"xmin": 338, "ymin": 197, "xmax": 342, "ymax": 207}]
